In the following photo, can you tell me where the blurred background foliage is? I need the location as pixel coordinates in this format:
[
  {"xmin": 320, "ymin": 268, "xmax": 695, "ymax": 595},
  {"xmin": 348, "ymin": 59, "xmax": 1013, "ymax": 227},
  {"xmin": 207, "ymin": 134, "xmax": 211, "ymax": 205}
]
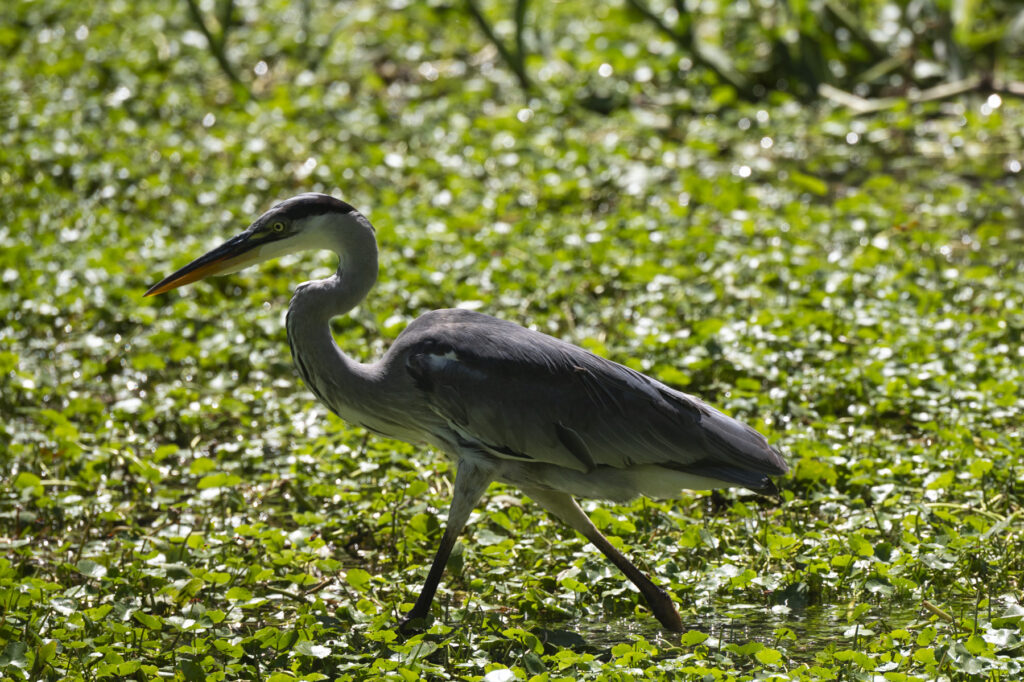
[
  {"xmin": 1, "ymin": 0, "xmax": 1023, "ymax": 679},
  {"xmin": 128, "ymin": 0, "xmax": 1024, "ymax": 103}
]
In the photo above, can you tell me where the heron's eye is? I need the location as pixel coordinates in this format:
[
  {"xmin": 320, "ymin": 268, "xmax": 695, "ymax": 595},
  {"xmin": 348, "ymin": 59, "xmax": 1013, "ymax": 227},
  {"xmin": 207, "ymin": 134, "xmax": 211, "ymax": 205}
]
[{"xmin": 271, "ymin": 221, "xmax": 286, "ymax": 233}]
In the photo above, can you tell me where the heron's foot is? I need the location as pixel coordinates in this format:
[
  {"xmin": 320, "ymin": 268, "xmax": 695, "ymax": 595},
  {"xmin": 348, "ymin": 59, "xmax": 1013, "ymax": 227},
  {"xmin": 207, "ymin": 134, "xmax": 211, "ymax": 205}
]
[
  {"xmin": 645, "ymin": 585, "xmax": 684, "ymax": 632},
  {"xmin": 397, "ymin": 611, "xmax": 430, "ymax": 635}
]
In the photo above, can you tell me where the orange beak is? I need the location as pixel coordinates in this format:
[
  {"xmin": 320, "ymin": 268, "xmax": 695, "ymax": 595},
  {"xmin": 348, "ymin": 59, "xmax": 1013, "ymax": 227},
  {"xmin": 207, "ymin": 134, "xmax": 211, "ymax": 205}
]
[{"xmin": 145, "ymin": 230, "xmax": 262, "ymax": 297}]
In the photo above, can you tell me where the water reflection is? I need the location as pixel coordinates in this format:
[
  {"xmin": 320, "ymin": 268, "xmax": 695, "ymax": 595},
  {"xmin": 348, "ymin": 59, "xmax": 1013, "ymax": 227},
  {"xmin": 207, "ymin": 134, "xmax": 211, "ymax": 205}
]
[{"xmin": 561, "ymin": 599, "xmax": 952, "ymax": 663}]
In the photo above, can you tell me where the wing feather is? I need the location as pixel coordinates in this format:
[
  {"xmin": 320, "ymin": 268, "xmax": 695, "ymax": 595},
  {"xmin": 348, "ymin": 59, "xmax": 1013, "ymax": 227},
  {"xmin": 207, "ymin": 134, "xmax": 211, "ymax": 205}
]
[{"xmin": 401, "ymin": 309, "xmax": 787, "ymax": 491}]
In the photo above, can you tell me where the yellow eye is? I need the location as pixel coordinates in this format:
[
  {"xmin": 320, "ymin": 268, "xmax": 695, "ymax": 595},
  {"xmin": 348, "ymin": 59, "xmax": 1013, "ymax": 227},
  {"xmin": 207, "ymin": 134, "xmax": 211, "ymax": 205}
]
[{"xmin": 271, "ymin": 221, "xmax": 286, "ymax": 232}]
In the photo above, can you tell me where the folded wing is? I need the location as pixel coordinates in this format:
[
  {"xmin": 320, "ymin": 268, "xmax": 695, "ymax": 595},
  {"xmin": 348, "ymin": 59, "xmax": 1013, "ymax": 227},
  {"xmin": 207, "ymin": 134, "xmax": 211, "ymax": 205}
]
[{"xmin": 402, "ymin": 309, "xmax": 787, "ymax": 494}]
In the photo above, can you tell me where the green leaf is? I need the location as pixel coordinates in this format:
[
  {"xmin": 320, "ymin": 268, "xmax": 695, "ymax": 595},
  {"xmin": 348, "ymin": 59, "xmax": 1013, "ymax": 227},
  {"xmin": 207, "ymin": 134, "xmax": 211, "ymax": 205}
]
[
  {"xmin": 0, "ymin": 641, "xmax": 28, "ymax": 667},
  {"xmin": 179, "ymin": 658, "xmax": 205, "ymax": 682},
  {"xmin": 790, "ymin": 171, "xmax": 828, "ymax": 196},
  {"xmin": 131, "ymin": 352, "xmax": 167, "ymax": 370},
  {"xmin": 76, "ymin": 560, "xmax": 107, "ymax": 580},
  {"xmin": 848, "ymin": 534, "xmax": 874, "ymax": 557},
  {"xmin": 965, "ymin": 634, "xmax": 989, "ymax": 655},
  {"xmin": 294, "ymin": 640, "xmax": 332, "ymax": 658},
  {"xmin": 834, "ymin": 649, "xmax": 875, "ymax": 669},
  {"xmin": 35, "ymin": 640, "xmax": 57, "ymax": 665},
  {"xmin": 755, "ymin": 647, "xmax": 782, "ymax": 664},
  {"xmin": 225, "ymin": 587, "xmax": 253, "ymax": 601},
  {"xmin": 189, "ymin": 457, "xmax": 218, "ymax": 475},
  {"xmin": 133, "ymin": 612, "xmax": 162, "ymax": 630},
  {"xmin": 926, "ymin": 471, "xmax": 955, "ymax": 490},
  {"xmin": 345, "ymin": 568, "xmax": 372, "ymax": 592},
  {"xmin": 196, "ymin": 472, "xmax": 242, "ymax": 489},
  {"xmin": 680, "ymin": 630, "xmax": 708, "ymax": 646},
  {"xmin": 13, "ymin": 472, "xmax": 41, "ymax": 490}
]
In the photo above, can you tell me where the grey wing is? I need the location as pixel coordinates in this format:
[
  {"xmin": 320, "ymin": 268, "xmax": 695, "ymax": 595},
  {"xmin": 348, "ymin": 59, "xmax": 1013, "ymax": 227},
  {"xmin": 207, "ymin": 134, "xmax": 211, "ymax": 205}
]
[{"xmin": 401, "ymin": 310, "xmax": 787, "ymax": 493}]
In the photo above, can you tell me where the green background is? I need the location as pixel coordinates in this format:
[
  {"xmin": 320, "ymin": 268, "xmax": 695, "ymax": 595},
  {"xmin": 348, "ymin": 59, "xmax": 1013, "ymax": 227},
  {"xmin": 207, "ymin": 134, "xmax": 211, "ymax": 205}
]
[{"xmin": 2, "ymin": 0, "xmax": 1023, "ymax": 679}]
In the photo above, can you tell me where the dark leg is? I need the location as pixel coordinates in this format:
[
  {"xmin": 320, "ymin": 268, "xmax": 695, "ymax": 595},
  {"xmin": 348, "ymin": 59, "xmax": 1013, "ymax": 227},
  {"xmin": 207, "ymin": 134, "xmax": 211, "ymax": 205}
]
[
  {"xmin": 398, "ymin": 458, "xmax": 495, "ymax": 633},
  {"xmin": 525, "ymin": 488, "xmax": 683, "ymax": 632}
]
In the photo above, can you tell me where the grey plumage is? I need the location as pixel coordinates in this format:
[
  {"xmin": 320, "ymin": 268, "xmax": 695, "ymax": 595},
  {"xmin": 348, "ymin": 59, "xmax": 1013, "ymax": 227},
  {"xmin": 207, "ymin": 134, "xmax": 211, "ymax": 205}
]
[
  {"xmin": 401, "ymin": 309, "xmax": 785, "ymax": 494},
  {"xmin": 146, "ymin": 193, "xmax": 788, "ymax": 633}
]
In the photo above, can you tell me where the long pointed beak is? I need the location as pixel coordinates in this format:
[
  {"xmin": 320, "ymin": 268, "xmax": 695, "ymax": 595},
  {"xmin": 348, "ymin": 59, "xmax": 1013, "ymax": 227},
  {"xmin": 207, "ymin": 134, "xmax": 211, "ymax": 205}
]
[{"xmin": 145, "ymin": 230, "xmax": 261, "ymax": 297}]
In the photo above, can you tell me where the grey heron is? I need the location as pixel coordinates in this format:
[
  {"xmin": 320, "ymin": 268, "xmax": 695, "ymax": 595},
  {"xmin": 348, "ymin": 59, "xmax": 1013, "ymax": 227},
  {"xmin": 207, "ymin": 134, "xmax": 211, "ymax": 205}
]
[{"xmin": 145, "ymin": 193, "xmax": 787, "ymax": 632}]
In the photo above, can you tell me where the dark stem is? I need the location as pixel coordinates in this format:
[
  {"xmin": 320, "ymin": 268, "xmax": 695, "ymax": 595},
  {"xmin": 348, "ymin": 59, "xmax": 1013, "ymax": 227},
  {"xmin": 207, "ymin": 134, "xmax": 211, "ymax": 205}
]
[
  {"xmin": 624, "ymin": 0, "xmax": 751, "ymax": 97},
  {"xmin": 183, "ymin": 0, "xmax": 250, "ymax": 97},
  {"xmin": 465, "ymin": 0, "xmax": 533, "ymax": 93}
]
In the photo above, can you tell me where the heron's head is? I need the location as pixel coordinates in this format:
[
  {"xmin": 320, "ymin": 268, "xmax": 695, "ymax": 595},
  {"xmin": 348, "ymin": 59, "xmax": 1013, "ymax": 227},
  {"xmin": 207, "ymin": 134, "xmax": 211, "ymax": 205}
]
[{"xmin": 145, "ymin": 193, "xmax": 368, "ymax": 296}]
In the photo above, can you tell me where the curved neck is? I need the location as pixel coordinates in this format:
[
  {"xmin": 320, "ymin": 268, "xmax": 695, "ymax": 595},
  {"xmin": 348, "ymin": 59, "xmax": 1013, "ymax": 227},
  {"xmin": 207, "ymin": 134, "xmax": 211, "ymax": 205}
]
[
  {"xmin": 285, "ymin": 214, "xmax": 381, "ymax": 417},
  {"xmin": 300, "ymin": 212, "xmax": 379, "ymax": 322}
]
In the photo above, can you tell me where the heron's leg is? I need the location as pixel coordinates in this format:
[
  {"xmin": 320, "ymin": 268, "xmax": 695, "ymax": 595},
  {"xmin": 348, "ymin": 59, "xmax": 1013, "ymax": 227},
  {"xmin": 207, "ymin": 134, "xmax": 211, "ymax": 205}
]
[
  {"xmin": 398, "ymin": 457, "xmax": 495, "ymax": 632},
  {"xmin": 524, "ymin": 488, "xmax": 683, "ymax": 632}
]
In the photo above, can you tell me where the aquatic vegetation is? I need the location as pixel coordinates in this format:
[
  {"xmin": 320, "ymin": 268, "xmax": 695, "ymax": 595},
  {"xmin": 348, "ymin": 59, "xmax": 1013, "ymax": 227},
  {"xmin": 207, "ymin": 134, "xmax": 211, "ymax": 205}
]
[{"xmin": 2, "ymin": 0, "xmax": 1022, "ymax": 679}]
